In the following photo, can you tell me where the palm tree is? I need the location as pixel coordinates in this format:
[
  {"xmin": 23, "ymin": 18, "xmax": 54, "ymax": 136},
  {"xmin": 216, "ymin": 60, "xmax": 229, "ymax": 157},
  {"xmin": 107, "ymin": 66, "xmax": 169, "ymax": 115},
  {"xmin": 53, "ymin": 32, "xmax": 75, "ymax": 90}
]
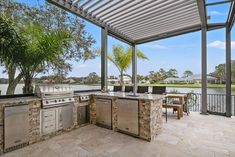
[
  {"xmin": 0, "ymin": 15, "xmax": 71, "ymax": 94},
  {"xmin": 108, "ymin": 45, "xmax": 148, "ymax": 86},
  {"xmin": 0, "ymin": 15, "xmax": 25, "ymax": 94}
]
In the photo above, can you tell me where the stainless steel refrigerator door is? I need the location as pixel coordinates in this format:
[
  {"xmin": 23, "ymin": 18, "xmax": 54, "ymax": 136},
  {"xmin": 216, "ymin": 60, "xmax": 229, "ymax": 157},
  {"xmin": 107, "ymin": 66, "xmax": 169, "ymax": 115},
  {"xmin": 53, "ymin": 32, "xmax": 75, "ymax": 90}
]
[
  {"xmin": 96, "ymin": 98, "xmax": 112, "ymax": 129},
  {"xmin": 116, "ymin": 99, "xmax": 139, "ymax": 135}
]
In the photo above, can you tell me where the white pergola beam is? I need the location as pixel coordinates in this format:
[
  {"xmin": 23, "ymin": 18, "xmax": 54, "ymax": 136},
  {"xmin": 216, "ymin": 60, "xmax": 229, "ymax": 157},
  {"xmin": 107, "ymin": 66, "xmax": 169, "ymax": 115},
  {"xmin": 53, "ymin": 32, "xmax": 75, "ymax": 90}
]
[
  {"xmin": 135, "ymin": 25, "xmax": 201, "ymax": 44},
  {"xmin": 119, "ymin": 9, "xmax": 199, "ymax": 33},
  {"xmin": 72, "ymin": 0, "xmax": 81, "ymax": 6},
  {"xmin": 109, "ymin": 0, "xmax": 192, "ymax": 27},
  {"xmin": 104, "ymin": 0, "xmax": 157, "ymax": 24},
  {"xmin": 129, "ymin": 20, "xmax": 200, "ymax": 40},
  {"xmin": 48, "ymin": 0, "xmax": 134, "ymax": 44},
  {"xmin": 48, "ymin": 0, "xmax": 203, "ymax": 44}
]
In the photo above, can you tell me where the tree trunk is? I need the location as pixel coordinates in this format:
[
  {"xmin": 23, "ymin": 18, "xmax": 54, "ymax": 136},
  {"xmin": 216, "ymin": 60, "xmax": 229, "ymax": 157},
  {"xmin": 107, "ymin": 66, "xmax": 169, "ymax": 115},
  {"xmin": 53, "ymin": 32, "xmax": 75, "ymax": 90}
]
[
  {"xmin": 23, "ymin": 76, "xmax": 33, "ymax": 94},
  {"xmin": 6, "ymin": 65, "xmax": 23, "ymax": 95},
  {"xmin": 120, "ymin": 71, "xmax": 124, "ymax": 91}
]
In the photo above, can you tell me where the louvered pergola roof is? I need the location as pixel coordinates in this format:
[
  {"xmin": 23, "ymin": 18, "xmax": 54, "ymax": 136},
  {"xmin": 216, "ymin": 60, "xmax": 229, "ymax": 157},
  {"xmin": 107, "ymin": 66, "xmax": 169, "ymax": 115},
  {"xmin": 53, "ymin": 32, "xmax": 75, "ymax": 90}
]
[{"xmin": 47, "ymin": 0, "xmax": 206, "ymax": 44}]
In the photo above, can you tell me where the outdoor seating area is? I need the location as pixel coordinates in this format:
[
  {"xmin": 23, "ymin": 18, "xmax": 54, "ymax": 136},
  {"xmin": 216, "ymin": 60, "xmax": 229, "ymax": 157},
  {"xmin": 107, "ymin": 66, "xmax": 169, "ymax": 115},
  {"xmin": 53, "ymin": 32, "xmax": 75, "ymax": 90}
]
[{"xmin": 1, "ymin": 113, "xmax": 235, "ymax": 157}]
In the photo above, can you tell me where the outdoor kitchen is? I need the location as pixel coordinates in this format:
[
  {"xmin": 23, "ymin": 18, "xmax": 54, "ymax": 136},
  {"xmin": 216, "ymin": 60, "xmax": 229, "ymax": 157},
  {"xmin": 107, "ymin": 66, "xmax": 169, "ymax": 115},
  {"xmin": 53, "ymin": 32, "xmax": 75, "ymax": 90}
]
[
  {"xmin": 0, "ymin": 84, "xmax": 164, "ymax": 155},
  {"xmin": 1, "ymin": 0, "xmax": 235, "ymax": 156}
]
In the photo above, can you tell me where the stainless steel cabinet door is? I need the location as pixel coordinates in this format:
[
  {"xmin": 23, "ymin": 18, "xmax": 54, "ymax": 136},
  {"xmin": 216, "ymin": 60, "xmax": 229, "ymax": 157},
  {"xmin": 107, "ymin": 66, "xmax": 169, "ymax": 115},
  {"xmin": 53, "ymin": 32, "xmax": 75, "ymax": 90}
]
[
  {"xmin": 77, "ymin": 105, "xmax": 89, "ymax": 125},
  {"xmin": 96, "ymin": 99, "xmax": 112, "ymax": 129},
  {"xmin": 117, "ymin": 99, "xmax": 139, "ymax": 135},
  {"xmin": 4, "ymin": 105, "xmax": 29, "ymax": 150},
  {"xmin": 59, "ymin": 104, "xmax": 74, "ymax": 129}
]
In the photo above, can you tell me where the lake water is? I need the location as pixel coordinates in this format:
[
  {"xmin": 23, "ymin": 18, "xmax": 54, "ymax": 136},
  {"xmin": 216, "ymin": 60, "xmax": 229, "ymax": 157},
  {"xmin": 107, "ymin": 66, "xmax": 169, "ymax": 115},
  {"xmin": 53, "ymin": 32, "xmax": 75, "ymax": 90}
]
[{"xmin": 0, "ymin": 84, "xmax": 230, "ymax": 95}]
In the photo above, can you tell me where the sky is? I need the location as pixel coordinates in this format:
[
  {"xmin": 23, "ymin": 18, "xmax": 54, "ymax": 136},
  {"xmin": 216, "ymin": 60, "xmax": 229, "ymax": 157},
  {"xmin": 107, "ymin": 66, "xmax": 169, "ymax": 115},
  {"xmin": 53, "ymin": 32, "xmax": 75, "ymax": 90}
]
[{"xmin": 1, "ymin": 0, "xmax": 235, "ymax": 78}]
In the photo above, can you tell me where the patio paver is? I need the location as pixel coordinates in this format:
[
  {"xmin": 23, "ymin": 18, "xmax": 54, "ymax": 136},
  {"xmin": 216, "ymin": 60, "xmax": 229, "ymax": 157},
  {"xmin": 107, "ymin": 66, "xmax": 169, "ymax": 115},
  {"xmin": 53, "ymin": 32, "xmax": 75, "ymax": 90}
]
[{"xmin": 2, "ymin": 113, "xmax": 235, "ymax": 157}]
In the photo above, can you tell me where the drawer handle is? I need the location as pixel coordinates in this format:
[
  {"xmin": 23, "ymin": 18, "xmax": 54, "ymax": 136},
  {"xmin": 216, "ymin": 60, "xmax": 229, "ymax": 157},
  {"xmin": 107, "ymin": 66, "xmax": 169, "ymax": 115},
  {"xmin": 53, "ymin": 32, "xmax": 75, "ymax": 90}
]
[
  {"xmin": 44, "ymin": 114, "xmax": 53, "ymax": 118},
  {"xmin": 125, "ymin": 128, "xmax": 129, "ymax": 130},
  {"xmin": 102, "ymin": 120, "xmax": 105, "ymax": 123},
  {"xmin": 45, "ymin": 126, "xmax": 48, "ymax": 128},
  {"xmin": 97, "ymin": 100, "xmax": 109, "ymax": 103}
]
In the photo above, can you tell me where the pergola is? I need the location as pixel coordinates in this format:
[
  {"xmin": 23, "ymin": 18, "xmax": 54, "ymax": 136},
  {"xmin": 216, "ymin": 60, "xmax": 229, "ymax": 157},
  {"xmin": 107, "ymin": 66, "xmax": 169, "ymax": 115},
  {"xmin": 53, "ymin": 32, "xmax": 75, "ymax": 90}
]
[{"xmin": 47, "ymin": 0, "xmax": 235, "ymax": 117}]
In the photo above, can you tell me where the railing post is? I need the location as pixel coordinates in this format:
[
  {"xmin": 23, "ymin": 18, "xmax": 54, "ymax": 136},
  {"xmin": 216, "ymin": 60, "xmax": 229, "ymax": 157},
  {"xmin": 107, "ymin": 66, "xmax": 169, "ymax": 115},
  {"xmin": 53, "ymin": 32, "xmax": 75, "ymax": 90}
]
[
  {"xmin": 101, "ymin": 27, "xmax": 108, "ymax": 90},
  {"xmin": 201, "ymin": 27, "xmax": 208, "ymax": 115},
  {"xmin": 226, "ymin": 26, "xmax": 232, "ymax": 117},
  {"xmin": 132, "ymin": 44, "xmax": 137, "ymax": 95}
]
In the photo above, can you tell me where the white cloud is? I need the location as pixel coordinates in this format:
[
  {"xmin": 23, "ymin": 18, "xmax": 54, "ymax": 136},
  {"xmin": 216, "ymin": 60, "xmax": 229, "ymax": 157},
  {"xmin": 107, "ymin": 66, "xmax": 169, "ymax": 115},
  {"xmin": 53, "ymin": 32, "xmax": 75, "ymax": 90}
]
[
  {"xmin": 208, "ymin": 40, "xmax": 235, "ymax": 50},
  {"xmin": 143, "ymin": 44, "xmax": 167, "ymax": 49},
  {"xmin": 209, "ymin": 11, "xmax": 224, "ymax": 16},
  {"xmin": 208, "ymin": 40, "xmax": 225, "ymax": 49}
]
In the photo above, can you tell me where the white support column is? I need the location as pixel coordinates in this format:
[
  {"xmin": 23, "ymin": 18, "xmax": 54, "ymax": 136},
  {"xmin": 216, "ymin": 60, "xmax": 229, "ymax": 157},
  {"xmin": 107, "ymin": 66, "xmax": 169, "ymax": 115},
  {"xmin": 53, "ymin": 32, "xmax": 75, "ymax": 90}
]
[
  {"xmin": 201, "ymin": 27, "xmax": 208, "ymax": 114},
  {"xmin": 132, "ymin": 44, "xmax": 137, "ymax": 95},
  {"xmin": 101, "ymin": 27, "xmax": 108, "ymax": 90},
  {"xmin": 226, "ymin": 26, "xmax": 232, "ymax": 117}
]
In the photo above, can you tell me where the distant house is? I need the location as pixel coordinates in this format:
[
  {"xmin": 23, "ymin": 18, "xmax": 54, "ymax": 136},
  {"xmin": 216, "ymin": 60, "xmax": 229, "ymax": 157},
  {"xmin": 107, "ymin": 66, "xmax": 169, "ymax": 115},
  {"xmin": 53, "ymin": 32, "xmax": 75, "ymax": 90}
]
[
  {"xmin": 108, "ymin": 75, "xmax": 132, "ymax": 84},
  {"xmin": 123, "ymin": 76, "xmax": 132, "ymax": 84},
  {"xmin": 63, "ymin": 79, "xmax": 76, "ymax": 84},
  {"xmin": 42, "ymin": 79, "xmax": 55, "ymax": 84},
  {"xmin": 188, "ymin": 74, "xmax": 217, "ymax": 84},
  {"xmin": 162, "ymin": 77, "xmax": 190, "ymax": 84},
  {"xmin": 108, "ymin": 77, "xmax": 119, "ymax": 84},
  {"xmin": 163, "ymin": 74, "xmax": 217, "ymax": 84}
]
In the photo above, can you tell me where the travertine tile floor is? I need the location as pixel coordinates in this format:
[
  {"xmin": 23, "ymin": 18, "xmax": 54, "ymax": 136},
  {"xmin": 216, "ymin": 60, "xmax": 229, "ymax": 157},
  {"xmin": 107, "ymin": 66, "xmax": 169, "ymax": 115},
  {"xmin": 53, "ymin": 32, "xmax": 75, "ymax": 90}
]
[{"xmin": 2, "ymin": 112, "xmax": 235, "ymax": 157}]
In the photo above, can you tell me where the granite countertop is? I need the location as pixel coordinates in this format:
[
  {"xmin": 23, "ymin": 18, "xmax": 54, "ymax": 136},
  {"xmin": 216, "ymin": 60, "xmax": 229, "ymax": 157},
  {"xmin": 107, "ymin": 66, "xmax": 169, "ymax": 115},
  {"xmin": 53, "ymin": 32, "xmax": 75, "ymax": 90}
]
[
  {"xmin": 75, "ymin": 91, "xmax": 164, "ymax": 100},
  {"xmin": 74, "ymin": 91, "xmax": 101, "ymax": 96},
  {"xmin": 0, "ymin": 91, "xmax": 164, "ymax": 105},
  {"xmin": 0, "ymin": 96, "xmax": 41, "ymax": 105}
]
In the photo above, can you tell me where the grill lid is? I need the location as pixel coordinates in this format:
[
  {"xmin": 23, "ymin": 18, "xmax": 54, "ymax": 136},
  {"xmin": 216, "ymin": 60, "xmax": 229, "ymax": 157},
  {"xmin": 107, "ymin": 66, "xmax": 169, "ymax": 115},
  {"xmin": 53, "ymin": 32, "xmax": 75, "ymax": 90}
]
[{"xmin": 34, "ymin": 84, "xmax": 74, "ymax": 98}]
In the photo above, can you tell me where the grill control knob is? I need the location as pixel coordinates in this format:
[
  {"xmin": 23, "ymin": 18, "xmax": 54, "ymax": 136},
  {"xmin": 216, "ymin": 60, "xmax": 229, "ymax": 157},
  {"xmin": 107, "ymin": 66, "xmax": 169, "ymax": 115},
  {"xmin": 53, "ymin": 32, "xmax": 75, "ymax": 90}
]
[
  {"xmin": 55, "ymin": 100, "xmax": 57, "ymax": 103},
  {"xmin": 46, "ymin": 101, "xmax": 48, "ymax": 104},
  {"xmin": 62, "ymin": 99, "xmax": 65, "ymax": 101}
]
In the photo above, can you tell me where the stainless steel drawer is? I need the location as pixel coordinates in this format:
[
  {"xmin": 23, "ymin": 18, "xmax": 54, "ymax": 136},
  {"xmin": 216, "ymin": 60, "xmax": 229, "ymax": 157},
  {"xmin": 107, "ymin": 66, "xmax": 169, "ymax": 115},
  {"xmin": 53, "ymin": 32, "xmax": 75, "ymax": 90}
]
[
  {"xmin": 42, "ymin": 109, "xmax": 56, "ymax": 122},
  {"xmin": 42, "ymin": 121, "xmax": 56, "ymax": 134},
  {"xmin": 117, "ymin": 99, "xmax": 139, "ymax": 135},
  {"xmin": 96, "ymin": 98, "xmax": 112, "ymax": 129}
]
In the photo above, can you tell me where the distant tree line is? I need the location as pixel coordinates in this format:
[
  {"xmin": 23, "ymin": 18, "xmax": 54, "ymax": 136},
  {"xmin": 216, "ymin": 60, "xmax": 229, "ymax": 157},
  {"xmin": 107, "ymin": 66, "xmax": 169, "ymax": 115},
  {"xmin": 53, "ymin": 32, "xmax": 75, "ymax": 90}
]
[
  {"xmin": 138, "ymin": 69, "xmax": 193, "ymax": 83},
  {"xmin": 210, "ymin": 60, "xmax": 235, "ymax": 84},
  {"xmin": 0, "ymin": 0, "xmax": 98, "ymax": 94},
  {"xmin": 0, "ymin": 72, "xmax": 101, "ymax": 85}
]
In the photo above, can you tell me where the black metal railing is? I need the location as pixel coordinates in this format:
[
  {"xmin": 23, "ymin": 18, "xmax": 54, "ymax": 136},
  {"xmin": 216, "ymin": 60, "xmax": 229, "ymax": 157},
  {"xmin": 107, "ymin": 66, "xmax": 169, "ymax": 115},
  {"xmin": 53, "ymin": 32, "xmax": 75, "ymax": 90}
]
[{"xmin": 183, "ymin": 93, "xmax": 235, "ymax": 116}]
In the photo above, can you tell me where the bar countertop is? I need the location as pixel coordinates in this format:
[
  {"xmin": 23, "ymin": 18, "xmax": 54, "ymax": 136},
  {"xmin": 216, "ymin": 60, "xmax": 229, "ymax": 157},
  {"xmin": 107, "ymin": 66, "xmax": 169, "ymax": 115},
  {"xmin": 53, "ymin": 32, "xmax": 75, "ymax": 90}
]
[
  {"xmin": 75, "ymin": 91, "xmax": 165, "ymax": 100},
  {"xmin": 0, "ymin": 96, "xmax": 41, "ymax": 105}
]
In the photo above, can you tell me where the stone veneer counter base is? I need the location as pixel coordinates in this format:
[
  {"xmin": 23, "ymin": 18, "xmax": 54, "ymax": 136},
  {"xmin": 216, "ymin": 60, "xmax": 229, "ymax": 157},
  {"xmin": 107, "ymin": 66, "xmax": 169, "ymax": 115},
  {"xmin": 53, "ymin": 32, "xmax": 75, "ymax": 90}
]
[
  {"xmin": 89, "ymin": 92, "xmax": 164, "ymax": 141},
  {"xmin": 0, "ymin": 96, "xmax": 87, "ymax": 155},
  {"xmin": 0, "ymin": 92, "xmax": 163, "ymax": 155}
]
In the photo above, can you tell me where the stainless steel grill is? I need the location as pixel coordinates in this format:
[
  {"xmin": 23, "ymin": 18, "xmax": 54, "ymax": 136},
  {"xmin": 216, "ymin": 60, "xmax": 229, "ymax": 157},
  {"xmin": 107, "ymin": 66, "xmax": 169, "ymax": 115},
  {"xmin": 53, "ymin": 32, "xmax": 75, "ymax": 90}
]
[{"xmin": 35, "ymin": 84, "xmax": 74, "ymax": 108}]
